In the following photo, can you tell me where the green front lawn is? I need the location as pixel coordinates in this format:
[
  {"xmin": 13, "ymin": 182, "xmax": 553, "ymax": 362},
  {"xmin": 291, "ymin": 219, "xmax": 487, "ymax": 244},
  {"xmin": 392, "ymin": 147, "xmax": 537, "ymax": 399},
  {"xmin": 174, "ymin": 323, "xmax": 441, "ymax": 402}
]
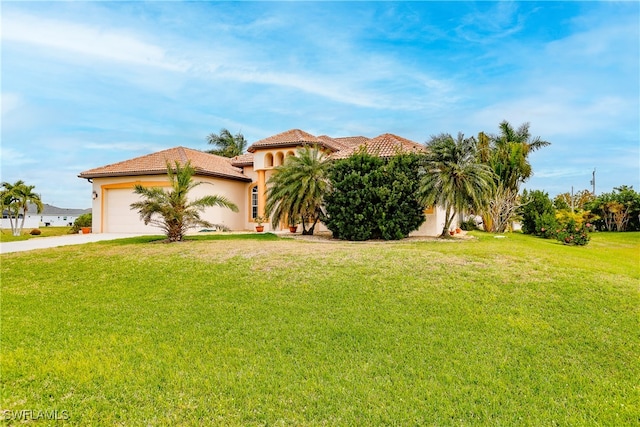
[
  {"xmin": 1, "ymin": 232, "xmax": 638, "ymax": 425},
  {"xmin": 0, "ymin": 226, "xmax": 73, "ymax": 242}
]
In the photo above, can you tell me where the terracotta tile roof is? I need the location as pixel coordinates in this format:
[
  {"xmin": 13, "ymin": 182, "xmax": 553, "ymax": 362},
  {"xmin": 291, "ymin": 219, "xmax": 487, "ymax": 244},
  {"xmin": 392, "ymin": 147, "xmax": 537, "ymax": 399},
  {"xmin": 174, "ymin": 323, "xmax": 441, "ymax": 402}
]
[
  {"xmin": 330, "ymin": 133, "xmax": 425, "ymax": 160},
  {"xmin": 316, "ymin": 135, "xmax": 352, "ymax": 151},
  {"xmin": 247, "ymin": 129, "xmax": 339, "ymax": 153},
  {"xmin": 333, "ymin": 136, "xmax": 371, "ymax": 147},
  {"xmin": 78, "ymin": 146, "xmax": 251, "ymax": 182},
  {"xmin": 230, "ymin": 153, "xmax": 254, "ymax": 167}
]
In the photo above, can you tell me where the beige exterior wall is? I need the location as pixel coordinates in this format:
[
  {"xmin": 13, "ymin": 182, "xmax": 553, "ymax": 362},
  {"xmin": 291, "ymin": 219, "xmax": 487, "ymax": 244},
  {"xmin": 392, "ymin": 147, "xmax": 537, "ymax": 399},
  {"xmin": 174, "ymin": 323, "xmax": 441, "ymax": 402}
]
[
  {"xmin": 409, "ymin": 205, "xmax": 458, "ymax": 237},
  {"xmin": 87, "ymin": 149, "xmax": 451, "ymax": 237},
  {"xmin": 90, "ymin": 175, "xmax": 250, "ymax": 233},
  {"xmin": 249, "ymin": 148, "xmax": 297, "ymax": 232}
]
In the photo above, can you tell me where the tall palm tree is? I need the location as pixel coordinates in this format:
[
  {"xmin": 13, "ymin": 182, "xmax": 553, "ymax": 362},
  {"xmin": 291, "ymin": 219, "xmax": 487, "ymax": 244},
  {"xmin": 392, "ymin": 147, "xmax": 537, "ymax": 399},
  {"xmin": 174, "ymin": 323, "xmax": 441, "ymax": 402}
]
[
  {"xmin": 486, "ymin": 121, "xmax": 550, "ymax": 192},
  {"xmin": 1, "ymin": 180, "xmax": 44, "ymax": 236},
  {"xmin": 15, "ymin": 183, "xmax": 44, "ymax": 236},
  {"xmin": 206, "ymin": 129, "xmax": 248, "ymax": 158},
  {"xmin": 130, "ymin": 161, "xmax": 238, "ymax": 242},
  {"xmin": 478, "ymin": 121, "xmax": 551, "ymax": 231},
  {"xmin": 420, "ymin": 133, "xmax": 495, "ymax": 237},
  {"xmin": 265, "ymin": 146, "xmax": 331, "ymax": 235},
  {"xmin": 1, "ymin": 180, "xmax": 23, "ymax": 234}
]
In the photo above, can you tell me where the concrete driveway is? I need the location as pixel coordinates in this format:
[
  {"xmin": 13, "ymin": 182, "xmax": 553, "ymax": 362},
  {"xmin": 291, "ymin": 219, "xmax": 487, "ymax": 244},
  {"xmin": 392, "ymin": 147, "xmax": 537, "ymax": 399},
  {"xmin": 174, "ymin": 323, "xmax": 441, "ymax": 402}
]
[{"xmin": 0, "ymin": 233, "xmax": 146, "ymax": 254}]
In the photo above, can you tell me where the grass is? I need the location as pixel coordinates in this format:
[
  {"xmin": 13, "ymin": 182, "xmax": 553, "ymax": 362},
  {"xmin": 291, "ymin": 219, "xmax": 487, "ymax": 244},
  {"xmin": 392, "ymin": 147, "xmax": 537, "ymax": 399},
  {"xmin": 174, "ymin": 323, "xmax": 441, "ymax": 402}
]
[
  {"xmin": 0, "ymin": 226, "xmax": 72, "ymax": 242},
  {"xmin": 1, "ymin": 232, "xmax": 638, "ymax": 425}
]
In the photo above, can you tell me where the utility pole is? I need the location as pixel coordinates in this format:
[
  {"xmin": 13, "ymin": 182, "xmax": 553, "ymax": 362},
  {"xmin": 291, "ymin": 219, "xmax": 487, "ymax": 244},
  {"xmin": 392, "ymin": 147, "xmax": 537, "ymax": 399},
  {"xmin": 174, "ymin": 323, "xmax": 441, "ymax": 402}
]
[
  {"xmin": 571, "ymin": 186, "xmax": 574, "ymax": 213},
  {"xmin": 590, "ymin": 168, "xmax": 596, "ymax": 195}
]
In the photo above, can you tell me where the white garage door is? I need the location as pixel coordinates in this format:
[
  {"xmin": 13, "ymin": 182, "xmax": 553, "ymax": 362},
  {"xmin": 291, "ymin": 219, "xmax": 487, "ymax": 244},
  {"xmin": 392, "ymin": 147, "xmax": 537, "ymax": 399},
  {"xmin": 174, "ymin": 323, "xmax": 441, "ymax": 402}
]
[{"xmin": 104, "ymin": 189, "xmax": 159, "ymax": 233}]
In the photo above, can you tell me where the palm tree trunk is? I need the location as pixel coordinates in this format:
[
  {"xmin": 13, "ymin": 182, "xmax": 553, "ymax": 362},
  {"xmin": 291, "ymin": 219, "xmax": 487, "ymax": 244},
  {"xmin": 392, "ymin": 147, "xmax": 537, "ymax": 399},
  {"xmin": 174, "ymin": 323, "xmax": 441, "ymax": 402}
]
[
  {"xmin": 7, "ymin": 213, "xmax": 17, "ymax": 236},
  {"xmin": 18, "ymin": 207, "xmax": 28, "ymax": 236},
  {"xmin": 441, "ymin": 206, "xmax": 454, "ymax": 237}
]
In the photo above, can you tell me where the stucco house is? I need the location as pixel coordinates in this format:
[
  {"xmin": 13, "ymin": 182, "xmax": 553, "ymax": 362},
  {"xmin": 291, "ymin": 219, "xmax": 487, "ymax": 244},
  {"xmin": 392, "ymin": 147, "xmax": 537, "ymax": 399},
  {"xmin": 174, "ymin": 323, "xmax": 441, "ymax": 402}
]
[{"xmin": 78, "ymin": 129, "xmax": 454, "ymax": 236}]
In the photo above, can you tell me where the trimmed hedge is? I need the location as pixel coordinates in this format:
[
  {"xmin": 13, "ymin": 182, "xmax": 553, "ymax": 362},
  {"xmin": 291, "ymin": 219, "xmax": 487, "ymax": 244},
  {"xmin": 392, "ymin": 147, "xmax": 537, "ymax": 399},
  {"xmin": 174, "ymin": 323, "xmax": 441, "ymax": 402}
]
[{"xmin": 324, "ymin": 152, "xmax": 425, "ymax": 241}]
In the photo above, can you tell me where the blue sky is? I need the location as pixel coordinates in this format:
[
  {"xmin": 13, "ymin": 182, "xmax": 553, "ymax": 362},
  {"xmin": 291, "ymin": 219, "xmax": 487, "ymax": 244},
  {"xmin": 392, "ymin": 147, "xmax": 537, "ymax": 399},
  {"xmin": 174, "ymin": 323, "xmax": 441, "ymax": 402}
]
[{"xmin": 2, "ymin": 1, "xmax": 638, "ymax": 208}]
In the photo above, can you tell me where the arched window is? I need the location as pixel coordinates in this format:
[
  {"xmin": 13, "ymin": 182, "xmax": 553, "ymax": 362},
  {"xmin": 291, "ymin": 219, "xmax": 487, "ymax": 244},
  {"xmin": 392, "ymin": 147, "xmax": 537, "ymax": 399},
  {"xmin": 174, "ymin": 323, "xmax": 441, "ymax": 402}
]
[
  {"xmin": 264, "ymin": 153, "xmax": 273, "ymax": 168},
  {"xmin": 251, "ymin": 185, "xmax": 259, "ymax": 220},
  {"xmin": 286, "ymin": 151, "xmax": 295, "ymax": 157},
  {"xmin": 275, "ymin": 152, "xmax": 284, "ymax": 166}
]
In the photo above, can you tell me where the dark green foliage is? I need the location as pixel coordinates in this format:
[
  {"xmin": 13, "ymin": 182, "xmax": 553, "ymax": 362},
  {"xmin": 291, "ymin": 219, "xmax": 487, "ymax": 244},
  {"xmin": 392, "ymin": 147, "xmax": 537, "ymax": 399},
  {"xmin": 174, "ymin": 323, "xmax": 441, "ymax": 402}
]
[
  {"xmin": 70, "ymin": 213, "xmax": 92, "ymax": 233},
  {"xmin": 206, "ymin": 129, "xmax": 247, "ymax": 158},
  {"xmin": 519, "ymin": 189, "xmax": 556, "ymax": 235},
  {"xmin": 535, "ymin": 212, "xmax": 559, "ymax": 239},
  {"xmin": 459, "ymin": 218, "xmax": 478, "ymax": 231},
  {"xmin": 324, "ymin": 152, "xmax": 425, "ymax": 241}
]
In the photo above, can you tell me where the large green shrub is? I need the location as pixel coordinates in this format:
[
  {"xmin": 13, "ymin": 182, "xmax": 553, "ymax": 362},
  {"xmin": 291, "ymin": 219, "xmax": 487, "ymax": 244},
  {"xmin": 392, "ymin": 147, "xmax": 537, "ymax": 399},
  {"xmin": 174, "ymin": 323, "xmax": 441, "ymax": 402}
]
[
  {"xmin": 70, "ymin": 213, "xmax": 92, "ymax": 233},
  {"xmin": 519, "ymin": 189, "xmax": 556, "ymax": 235},
  {"xmin": 324, "ymin": 152, "xmax": 425, "ymax": 241},
  {"xmin": 535, "ymin": 211, "xmax": 559, "ymax": 239}
]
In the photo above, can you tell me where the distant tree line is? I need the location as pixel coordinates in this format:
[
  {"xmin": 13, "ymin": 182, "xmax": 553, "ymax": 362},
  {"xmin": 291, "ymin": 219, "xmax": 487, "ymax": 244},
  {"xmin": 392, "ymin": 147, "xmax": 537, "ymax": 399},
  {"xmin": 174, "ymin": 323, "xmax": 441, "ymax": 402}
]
[{"xmin": 520, "ymin": 185, "xmax": 640, "ymax": 239}]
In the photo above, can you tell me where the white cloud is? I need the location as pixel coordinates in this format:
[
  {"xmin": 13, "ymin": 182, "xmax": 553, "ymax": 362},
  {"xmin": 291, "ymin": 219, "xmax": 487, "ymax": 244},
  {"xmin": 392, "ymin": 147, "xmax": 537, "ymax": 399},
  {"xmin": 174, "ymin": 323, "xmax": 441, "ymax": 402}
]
[
  {"xmin": 0, "ymin": 146, "xmax": 38, "ymax": 168},
  {"xmin": 1, "ymin": 93, "xmax": 24, "ymax": 116},
  {"xmin": 456, "ymin": 2, "xmax": 525, "ymax": 43},
  {"xmin": 467, "ymin": 93, "xmax": 636, "ymax": 139},
  {"xmin": 2, "ymin": 12, "xmax": 189, "ymax": 72},
  {"xmin": 535, "ymin": 168, "xmax": 591, "ymax": 179}
]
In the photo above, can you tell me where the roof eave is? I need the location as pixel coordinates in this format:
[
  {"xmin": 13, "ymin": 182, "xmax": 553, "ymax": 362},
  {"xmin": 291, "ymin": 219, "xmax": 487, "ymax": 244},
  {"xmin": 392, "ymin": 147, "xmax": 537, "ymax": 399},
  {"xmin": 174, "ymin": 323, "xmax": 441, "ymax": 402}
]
[
  {"xmin": 247, "ymin": 141, "xmax": 336, "ymax": 153},
  {"xmin": 79, "ymin": 169, "xmax": 252, "ymax": 183}
]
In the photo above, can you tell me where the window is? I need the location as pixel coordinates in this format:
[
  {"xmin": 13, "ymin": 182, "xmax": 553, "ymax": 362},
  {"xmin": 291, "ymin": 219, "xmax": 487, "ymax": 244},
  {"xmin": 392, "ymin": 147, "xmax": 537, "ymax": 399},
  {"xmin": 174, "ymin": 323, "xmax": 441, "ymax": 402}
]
[
  {"xmin": 251, "ymin": 186, "xmax": 258, "ymax": 219},
  {"xmin": 265, "ymin": 153, "xmax": 273, "ymax": 168}
]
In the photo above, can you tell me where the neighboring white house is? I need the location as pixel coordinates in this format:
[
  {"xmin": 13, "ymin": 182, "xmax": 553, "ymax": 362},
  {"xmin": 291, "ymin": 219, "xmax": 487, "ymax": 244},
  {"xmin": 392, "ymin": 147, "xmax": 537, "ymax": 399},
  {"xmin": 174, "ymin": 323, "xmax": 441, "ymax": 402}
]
[
  {"xmin": 1, "ymin": 203, "xmax": 91, "ymax": 229},
  {"xmin": 78, "ymin": 129, "xmax": 457, "ymax": 236}
]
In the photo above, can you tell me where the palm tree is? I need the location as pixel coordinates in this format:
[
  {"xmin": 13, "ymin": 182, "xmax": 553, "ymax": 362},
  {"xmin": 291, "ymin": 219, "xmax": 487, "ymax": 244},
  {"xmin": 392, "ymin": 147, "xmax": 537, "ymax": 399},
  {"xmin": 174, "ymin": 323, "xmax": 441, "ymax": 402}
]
[
  {"xmin": 478, "ymin": 121, "xmax": 551, "ymax": 231},
  {"xmin": 265, "ymin": 146, "xmax": 331, "ymax": 235},
  {"xmin": 130, "ymin": 161, "xmax": 238, "ymax": 242},
  {"xmin": 206, "ymin": 129, "xmax": 248, "ymax": 158},
  {"xmin": 0, "ymin": 180, "xmax": 22, "ymax": 233},
  {"xmin": 485, "ymin": 121, "xmax": 550, "ymax": 192},
  {"xmin": 1, "ymin": 180, "xmax": 44, "ymax": 236},
  {"xmin": 420, "ymin": 133, "xmax": 495, "ymax": 237}
]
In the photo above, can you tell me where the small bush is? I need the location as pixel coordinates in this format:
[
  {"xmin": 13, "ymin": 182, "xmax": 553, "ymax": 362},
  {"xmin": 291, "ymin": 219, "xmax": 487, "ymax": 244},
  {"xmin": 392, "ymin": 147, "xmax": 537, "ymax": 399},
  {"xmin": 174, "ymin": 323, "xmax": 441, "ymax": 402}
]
[
  {"xmin": 459, "ymin": 219, "xmax": 478, "ymax": 231},
  {"xmin": 71, "ymin": 213, "xmax": 92, "ymax": 233},
  {"xmin": 556, "ymin": 220, "xmax": 591, "ymax": 246},
  {"xmin": 30, "ymin": 228, "xmax": 42, "ymax": 235}
]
